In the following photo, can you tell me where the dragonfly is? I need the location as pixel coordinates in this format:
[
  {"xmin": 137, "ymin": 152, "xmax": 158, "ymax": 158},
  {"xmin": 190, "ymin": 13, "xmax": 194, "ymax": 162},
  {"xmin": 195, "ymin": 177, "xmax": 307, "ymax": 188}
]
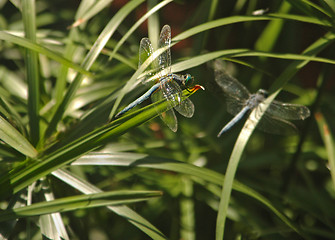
[
  {"xmin": 116, "ymin": 25, "xmax": 200, "ymax": 132},
  {"xmin": 214, "ymin": 61, "xmax": 310, "ymax": 137}
]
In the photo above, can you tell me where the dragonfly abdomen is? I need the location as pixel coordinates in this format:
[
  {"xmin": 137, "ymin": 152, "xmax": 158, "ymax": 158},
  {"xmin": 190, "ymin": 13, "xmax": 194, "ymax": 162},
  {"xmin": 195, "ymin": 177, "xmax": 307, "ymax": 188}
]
[
  {"xmin": 217, "ymin": 106, "xmax": 251, "ymax": 137},
  {"xmin": 115, "ymin": 82, "xmax": 161, "ymax": 117}
]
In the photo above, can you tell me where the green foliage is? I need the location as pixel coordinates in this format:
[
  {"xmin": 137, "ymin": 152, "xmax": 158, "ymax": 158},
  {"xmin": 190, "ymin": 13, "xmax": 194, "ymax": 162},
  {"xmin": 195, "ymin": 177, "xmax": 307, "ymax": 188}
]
[{"xmin": 0, "ymin": 0, "xmax": 335, "ymax": 239}]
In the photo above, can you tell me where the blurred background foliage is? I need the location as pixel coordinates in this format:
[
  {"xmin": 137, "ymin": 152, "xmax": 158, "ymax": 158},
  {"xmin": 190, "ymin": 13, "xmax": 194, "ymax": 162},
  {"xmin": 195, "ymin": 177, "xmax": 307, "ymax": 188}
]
[{"xmin": 0, "ymin": 0, "xmax": 335, "ymax": 239}]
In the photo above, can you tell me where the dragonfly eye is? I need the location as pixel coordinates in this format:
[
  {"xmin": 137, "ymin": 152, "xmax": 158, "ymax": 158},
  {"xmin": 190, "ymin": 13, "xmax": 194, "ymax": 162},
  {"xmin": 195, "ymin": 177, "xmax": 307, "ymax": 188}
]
[
  {"xmin": 258, "ymin": 89, "xmax": 268, "ymax": 98},
  {"xmin": 183, "ymin": 74, "xmax": 194, "ymax": 87}
]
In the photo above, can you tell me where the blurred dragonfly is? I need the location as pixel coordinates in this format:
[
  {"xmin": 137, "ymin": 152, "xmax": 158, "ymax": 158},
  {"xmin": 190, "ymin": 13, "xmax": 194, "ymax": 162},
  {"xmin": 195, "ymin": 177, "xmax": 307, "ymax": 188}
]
[
  {"xmin": 116, "ymin": 25, "xmax": 202, "ymax": 132},
  {"xmin": 214, "ymin": 61, "xmax": 310, "ymax": 137}
]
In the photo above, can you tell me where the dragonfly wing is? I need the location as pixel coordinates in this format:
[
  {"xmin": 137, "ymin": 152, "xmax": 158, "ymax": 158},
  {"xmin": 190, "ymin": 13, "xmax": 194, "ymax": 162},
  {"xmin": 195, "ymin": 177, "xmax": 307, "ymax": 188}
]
[
  {"xmin": 174, "ymin": 98, "xmax": 195, "ymax": 118},
  {"xmin": 158, "ymin": 25, "xmax": 171, "ymax": 75},
  {"xmin": 214, "ymin": 60, "xmax": 250, "ymax": 115},
  {"xmin": 266, "ymin": 101, "xmax": 310, "ymax": 120},
  {"xmin": 225, "ymin": 96, "xmax": 247, "ymax": 116},
  {"xmin": 160, "ymin": 109, "xmax": 178, "ymax": 132},
  {"xmin": 161, "ymin": 79, "xmax": 194, "ymax": 118},
  {"xmin": 151, "ymin": 87, "xmax": 178, "ymax": 132},
  {"xmin": 139, "ymin": 38, "xmax": 159, "ymax": 83},
  {"xmin": 214, "ymin": 60, "xmax": 250, "ymax": 100},
  {"xmin": 161, "ymin": 77, "xmax": 183, "ymax": 103},
  {"xmin": 256, "ymin": 112, "xmax": 298, "ymax": 135}
]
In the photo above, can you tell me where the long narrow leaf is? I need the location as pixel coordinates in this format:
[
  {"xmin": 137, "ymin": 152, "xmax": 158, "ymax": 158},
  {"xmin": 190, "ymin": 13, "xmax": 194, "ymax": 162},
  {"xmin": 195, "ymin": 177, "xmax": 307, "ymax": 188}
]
[
  {"xmin": 44, "ymin": 0, "xmax": 146, "ymax": 140},
  {"xmin": 109, "ymin": 0, "xmax": 173, "ymax": 61},
  {"xmin": 52, "ymin": 169, "xmax": 168, "ymax": 240},
  {"xmin": 215, "ymin": 31, "xmax": 335, "ymax": 240},
  {"xmin": 72, "ymin": 152, "xmax": 302, "ymax": 236},
  {"xmin": 173, "ymin": 15, "xmax": 330, "ymax": 43},
  {"xmin": 0, "ymin": 31, "xmax": 93, "ymax": 77},
  {"xmin": 0, "ymin": 190, "xmax": 161, "ymax": 222},
  {"xmin": 0, "ymin": 86, "xmax": 202, "ymax": 198},
  {"xmin": 315, "ymin": 112, "xmax": 335, "ymax": 190},
  {"xmin": 170, "ymin": 48, "xmax": 335, "ymax": 74},
  {"xmin": 22, "ymin": 0, "xmax": 39, "ymax": 145},
  {"xmin": 0, "ymin": 115, "xmax": 37, "ymax": 158}
]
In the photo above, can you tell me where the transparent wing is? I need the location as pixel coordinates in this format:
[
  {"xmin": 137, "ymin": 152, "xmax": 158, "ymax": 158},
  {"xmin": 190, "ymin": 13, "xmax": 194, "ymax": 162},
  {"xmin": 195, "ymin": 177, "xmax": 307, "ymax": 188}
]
[
  {"xmin": 174, "ymin": 98, "xmax": 195, "ymax": 118},
  {"xmin": 214, "ymin": 60, "xmax": 250, "ymax": 115},
  {"xmin": 160, "ymin": 109, "xmax": 178, "ymax": 132},
  {"xmin": 161, "ymin": 78, "xmax": 182, "ymax": 101},
  {"xmin": 214, "ymin": 60, "xmax": 250, "ymax": 100},
  {"xmin": 158, "ymin": 25, "xmax": 171, "ymax": 76},
  {"xmin": 158, "ymin": 26, "xmax": 184, "ymax": 107},
  {"xmin": 257, "ymin": 113, "xmax": 299, "ymax": 135},
  {"xmin": 151, "ymin": 88, "xmax": 178, "ymax": 132},
  {"xmin": 266, "ymin": 101, "xmax": 310, "ymax": 120},
  {"xmin": 138, "ymin": 38, "xmax": 159, "ymax": 84},
  {"xmin": 161, "ymin": 79, "xmax": 195, "ymax": 118},
  {"xmin": 225, "ymin": 97, "xmax": 247, "ymax": 116}
]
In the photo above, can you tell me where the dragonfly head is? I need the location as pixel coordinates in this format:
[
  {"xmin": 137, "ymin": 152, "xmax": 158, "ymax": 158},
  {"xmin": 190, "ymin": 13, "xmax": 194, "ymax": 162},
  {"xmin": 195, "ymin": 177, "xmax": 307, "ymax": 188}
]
[
  {"xmin": 181, "ymin": 74, "xmax": 194, "ymax": 87},
  {"xmin": 257, "ymin": 89, "xmax": 268, "ymax": 98}
]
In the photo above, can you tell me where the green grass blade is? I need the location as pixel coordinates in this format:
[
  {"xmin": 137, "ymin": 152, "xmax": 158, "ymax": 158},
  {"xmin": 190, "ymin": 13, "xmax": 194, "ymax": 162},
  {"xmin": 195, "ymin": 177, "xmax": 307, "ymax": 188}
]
[
  {"xmin": 0, "ymin": 87, "xmax": 202, "ymax": 197},
  {"xmin": 267, "ymin": 12, "xmax": 332, "ymax": 26},
  {"xmin": 0, "ymin": 190, "xmax": 161, "ymax": 222},
  {"xmin": 109, "ymin": 0, "xmax": 172, "ymax": 61},
  {"xmin": 147, "ymin": 0, "xmax": 160, "ymax": 50},
  {"xmin": 171, "ymin": 49, "xmax": 335, "ymax": 74},
  {"xmin": 39, "ymin": 179, "xmax": 69, "ymax": 240},
  {"xmin": 255, "ymin": 2, "xmax": 291, "ymax": 51},
  {"xmin": 72, "ymin": 152, "xmax": 303, "ymax": 237},
  {"xmin": 180, "ymin": 178, "xmax": 195, "ymax": 240},
  {"xmin": 315, "ymin": 112, "xmax": 335, "ymax": 191},
  {"xmin": 52, "ymin": 169, "xmax": 168, "ymax": 240},
  {"xmin": 74, "ymin": 0, "xmax": 97, "ymax": 19},
  {"xmin": 0, "ymin": 31, "xmax": 93, "ymax": 77},
  {"xmin": 215, "ymin": 105, "xmax": 261, "ymax": 240},
  {"xmin": 286, "ymin": 0, "xmax": 333, "ymax": 18},
  {"xmin": 269, "ymin": 32, "xmax": 335, "ymax": 92},
  {"xmin": 172, "ymin": 15, "xmax": 330, "ymax": 43},
  {"xmin": 0, "ymin": 115, "xmax": 37, "ymax": 158},
  {"xmin": 39, "ymin": 214, "xmax": 68, "ymax": 240},
  {"xmin": 44, "ymin": 0, "xmax": 146, "ymax": 140},
  {"xmin": 171, "ymin": 49, "xmax": 249, "ymax": 72},
  {"xmin": 113, "ymin": 14, "xmax": 328, "ymax": 121},
  {"xmin": 215, "ymin": 31, "xmax": 335, "ymax": 240},
  {"xmin": 54, "ymin": 0, "xmax": 112, "ymax": 108},
  {"xmin": 22, "ymin": 0, "xmax": 39, "ymax": 145},
  {"xmin": 70, "ymin": 0, "xmax": 114, "ymax": 27},
  {"xmin": 323, "ymin": 0, "xmax": 335, "ymax": 16},
  {"xmin": 233, "ymin": 50, "xmax": 335, "ymax": 64}
]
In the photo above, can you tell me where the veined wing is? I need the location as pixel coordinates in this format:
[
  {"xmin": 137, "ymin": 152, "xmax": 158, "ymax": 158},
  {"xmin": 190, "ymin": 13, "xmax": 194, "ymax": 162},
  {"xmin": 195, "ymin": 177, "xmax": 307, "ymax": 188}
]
[
  {"xmin": 174, "ymin": 98, "xmax": 195, "ymax": 118},
  {"xmin": 265, "ymin": 100, "xmax": 310, "ymax": 120},
  {"xmin": 256, "ymin": 113, "xmax": 299, "ymax": 135},
  {"xmin": 214, "ymin": 61, "xmax": 250, "ymax": 115},
  {"xmin": 214, "ymin": 60, "xmax": 250, "ymax": 100},
  {"xmin": 160, "ymin": 78, "xmax": 194, "ymax": 118},
  {"xmin": 224, "ymin": 97, "xmax": 248, "ymax": 116},
  {"xmin": 151, "ymin": 86, "xmax": 178, "ymax": 132},
  {"xmin": 172, "ymin": 80, "xmax": 195, "ymax": 118},
  {"xmin": 158, "ymin": 25, "xmax": 185, "ymax": 106},
  {"xmin": 138, "ymin": 38, "xmax": 159, "ymax": 84},
  {"xmin": 158, "ymin": 25, "xmax": 171, "ymax": 76}
]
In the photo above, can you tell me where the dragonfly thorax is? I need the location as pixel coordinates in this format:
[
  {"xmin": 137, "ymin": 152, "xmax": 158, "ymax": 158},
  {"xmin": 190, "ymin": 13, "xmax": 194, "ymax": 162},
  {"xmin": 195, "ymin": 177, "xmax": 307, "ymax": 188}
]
[
  {"xmin": 172, "ymin": 73, "xmax": 194, "ymax": 87},
  {"xmin": 257, "ymin": 89, "xmax": 268, "ymax": 98},
  {"xmin": 247, "ymin": 89, "xmax": 268, "ymax": 109}
]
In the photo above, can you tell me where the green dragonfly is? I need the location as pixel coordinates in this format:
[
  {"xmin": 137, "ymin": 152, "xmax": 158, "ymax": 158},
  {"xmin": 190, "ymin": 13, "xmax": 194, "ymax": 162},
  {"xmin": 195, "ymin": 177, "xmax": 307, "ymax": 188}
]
[{"xmin": 116, "ymin": 25, "xmax": 203, "ymax": 132}]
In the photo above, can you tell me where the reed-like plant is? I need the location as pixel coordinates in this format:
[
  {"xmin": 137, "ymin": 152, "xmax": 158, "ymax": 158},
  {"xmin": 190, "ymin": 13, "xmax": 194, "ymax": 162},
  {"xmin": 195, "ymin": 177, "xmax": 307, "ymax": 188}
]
[{"xmin": 0, "ymin": 0, "xmax": 334, "ymax": 239}]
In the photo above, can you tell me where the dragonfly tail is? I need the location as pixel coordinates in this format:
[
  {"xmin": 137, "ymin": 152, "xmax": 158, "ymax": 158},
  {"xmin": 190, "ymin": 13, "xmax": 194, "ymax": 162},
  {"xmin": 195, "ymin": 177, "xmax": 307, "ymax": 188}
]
[
  {"xmin": 115, "ymin": 83, "xmax": 161, "ymax": 118},
  {"xmin": 217, "ymin": 106, "xmax": 250, "ymax": 137}
]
